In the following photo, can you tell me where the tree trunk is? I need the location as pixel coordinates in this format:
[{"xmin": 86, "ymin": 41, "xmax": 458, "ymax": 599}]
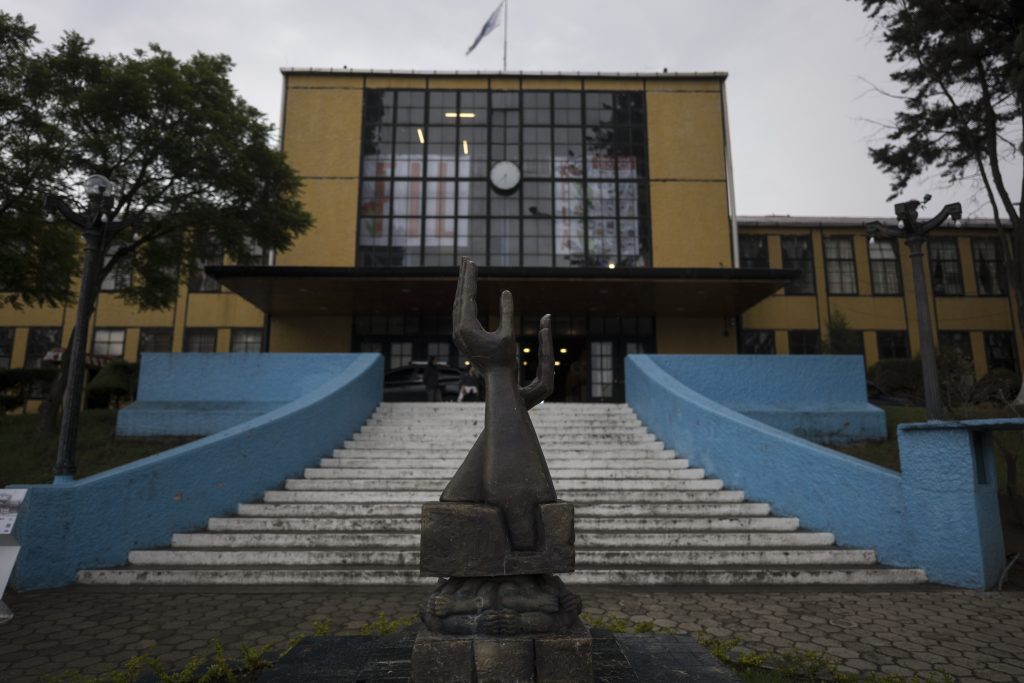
[{"xmin": 36, "ymin": 327, "xmax": 73, "ymax": 436}]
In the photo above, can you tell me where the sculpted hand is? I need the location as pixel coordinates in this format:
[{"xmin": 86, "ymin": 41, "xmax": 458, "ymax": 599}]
[{"xmin": 452, "ymin": 258, "xmax": 515, "ymax": 369}]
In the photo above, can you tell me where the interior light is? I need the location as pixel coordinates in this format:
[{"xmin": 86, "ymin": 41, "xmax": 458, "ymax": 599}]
[
  {"xmin": 444, "ymin": 112, "xmax": 477, "ymax": 119},
  {"xmin": 522, "ymin": 361, "xmax": 528, "ymax": 366},
  {"xmin": 464, "ymin": 360, "xmax": 471, "ymax": 366},
  {"xmin": 462, "ymin": 139, "xmax": 469, "ymax": 155},
  {"xmin": 559, "ymin": 348, "xmax": 568, "ymax": 354},
  {"xmin": 416, "ymin": 128, "xmax": 425, "ymax": 144},
  {"xmin": 554, "ymin": 361, "xmax": 561, "ymax": 367},
  {"xmin": 523, "ymin": 347, "xmax": 531, "ymax": 354},
  {"xmin": 608, "ymin": 263, "xmax": 616, "ymax": 269},
  {"xmin": 444, "ymin": 112, "xmax": 458, "ymax": 118}
]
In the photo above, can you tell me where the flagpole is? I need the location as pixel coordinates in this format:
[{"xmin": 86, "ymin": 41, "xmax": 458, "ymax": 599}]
[{"xmin": 503, "ymin": 0, "xmax": 508, "ymax": 71}]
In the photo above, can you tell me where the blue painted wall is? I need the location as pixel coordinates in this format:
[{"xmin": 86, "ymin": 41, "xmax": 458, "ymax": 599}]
[
  {"xmin": 117, "ymin": 353, "xmax": 348, "ymax": 436},
  {"xmin": 10, "ymin": 353, "xmax": 383, "ymax": 591},
  {"xmin": 626, "ymin": 355, "xmax": 1012, "ymax": 589},
  {"xmin": 644, "ymin": 355, "xmax": 886, "ymax": 444}
]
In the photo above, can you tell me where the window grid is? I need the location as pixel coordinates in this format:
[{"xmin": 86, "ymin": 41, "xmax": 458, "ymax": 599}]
[
  {"xmin": 939, "ymin": 331, "xmax": 973, "ymax": 362},
  {"xmin": 929, "ymin": 238, "xmax": 964, "ymax": 296},
  {"xmin": 0, "ymin": 328, "xmax": 13, "ymax": 369},
  {"xmin": 781, "ymin": 236, "xmax": 815, "ymax": 295},
  {"xmin": 183, "ymin": 328, "xmax": 217, "ymax": 353},
  {"xmin": 876, "ymin": 331, "xmax": 910, "ymax": 360},
  {"xmin": 740, "ymin": 330, "xmax": 775, "ymax": 354},
  {"xmin": 590, "ymin": 341, "xmax": 614, "ymax": 399},
  {"xmin": 868, "ymin": 239, "xmax": 902, "ymax": 296},
  {"xmin": 788, "ymin": 330, "xmax": 821, "ymax": 355},
  {"xmin": 189, "ymin": 256, "xmax": 222, "ymax": 293},
  {"xmin": 25, "ymin": 328, "xmax": 61, "ymax": 368},
  {"xmin": 984, "ymin": 331, "xmax": 1016, "ymax": 372},
  {"xmin": 739, "ymin": 235, "xmax": 769, "ymax": 268},
  {"xmin": 971, "ymin": 238, "xmax": 1007, "ymax": 296},
  {"xmin": 390, "ymin": 341, "xmax": 413, "ymax": 369},
  {"xmin": 357, "ymin": 88, "xmax": 651, "ymax": 269},
  {"xmin": 139, "ymin": 328, "xmax": 173, "ymax": 353},
  {"xmin": 824, "ymin": 237, "xmax": 858, "ymax": 295},
  {"xmin": 230, "ymin": 329, "xmax": 263, "ymax": 353},
  {"xmin": 92, "ymin": 328, "xmax": 126, "ymax": 358}
]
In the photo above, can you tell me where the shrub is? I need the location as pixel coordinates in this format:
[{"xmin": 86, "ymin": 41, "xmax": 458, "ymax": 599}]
[
  {"xmin": 86, "ymin": 361, "xmax": 137, "ymax": 410},
  {"xmin": 973, "ymin": 368, "xmax": 1022, "ymax": 405},
  {"xmin": 0, "ymin": 367, "xmax": 58, "ymax": 413},
  {"xmin": 868, "ymin": 358, "xmax": 923, "ymax": 402}
]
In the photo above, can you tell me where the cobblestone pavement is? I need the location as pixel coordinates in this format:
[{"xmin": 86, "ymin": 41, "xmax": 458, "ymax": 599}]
[{"xmin": 0, "ymin": 585, "xmax": 1022, "ymax": 682}]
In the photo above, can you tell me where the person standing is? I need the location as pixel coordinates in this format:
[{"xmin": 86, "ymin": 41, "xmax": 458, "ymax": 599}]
[{"xmin": 424, "ymin": 356, "xmax": 442, "ymax": 402}]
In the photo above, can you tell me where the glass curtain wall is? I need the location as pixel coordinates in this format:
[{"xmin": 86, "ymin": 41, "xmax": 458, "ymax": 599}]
[{"xmin": 358, "ymin": 88, "xmax": 651, "ymax": 268}]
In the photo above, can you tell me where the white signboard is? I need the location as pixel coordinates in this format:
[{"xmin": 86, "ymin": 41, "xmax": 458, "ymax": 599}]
[{"xmin": 0, "ymin": 489, "xmax": 26, "ymax": 535}]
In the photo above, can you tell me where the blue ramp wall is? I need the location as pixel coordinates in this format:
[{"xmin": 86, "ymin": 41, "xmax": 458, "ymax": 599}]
[
  {"xmin": 647, "ymin": 355, "xmax": 885, "ymax": 444},
  {"xmin": 11, "ymin": 353, "xmax": 383, "ymax": 591},
  {"xmin": 626, "ymin": 355, "xmax": 1011, "ymax": 589},
  {"xmin": 116, "ymin": 352, "xmax": 355, "ymax": 436}
]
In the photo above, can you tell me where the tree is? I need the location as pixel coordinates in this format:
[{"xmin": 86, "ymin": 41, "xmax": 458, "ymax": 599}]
[
  {"xmin": 855, "ymin": 0, "xmax": 1024, "ymax": 398},
  {"xmin": 0, "ymin": 13, "xmax": 313, "ymax": 434}
]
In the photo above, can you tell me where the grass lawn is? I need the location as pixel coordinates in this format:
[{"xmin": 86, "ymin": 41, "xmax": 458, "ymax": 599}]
[
  {"xmin": 0, "ymin": 410, "xmax": 194, "ymax": 487},
  {"xmin": 833, "ymin": 405, "xmax": 1024, "ymax": 492}
]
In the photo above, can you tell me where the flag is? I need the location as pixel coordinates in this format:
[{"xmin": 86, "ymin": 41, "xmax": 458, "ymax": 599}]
[{"xmin": 466, "ymin": 1, "xmax": 503, "ymax": 56}]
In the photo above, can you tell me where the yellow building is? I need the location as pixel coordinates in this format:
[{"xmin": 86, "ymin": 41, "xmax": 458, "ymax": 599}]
[{"xmin": 1, "ymin": 70, "xmax": 1019, "ymax": 403}]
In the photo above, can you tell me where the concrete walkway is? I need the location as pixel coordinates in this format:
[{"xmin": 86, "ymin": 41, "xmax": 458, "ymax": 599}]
[{"xmin": 1, "ymin": 585, "xmax": 1022, "ymax": 682}]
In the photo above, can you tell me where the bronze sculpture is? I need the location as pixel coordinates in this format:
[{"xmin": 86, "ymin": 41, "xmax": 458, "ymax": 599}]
[{"xmin": 412, "ymin": 258, "xmax": 591, "ymax": 682}]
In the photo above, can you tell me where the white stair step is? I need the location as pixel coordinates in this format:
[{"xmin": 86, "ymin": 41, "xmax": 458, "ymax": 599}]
[
  {"xmin": 172, "ymin": 530, "xmax": 833, "ymax": 550},
  {"xmin": 261, "ymin": 490, "xmax": 745, "ymax": 504},
  {"xmin": 127, "ymin": 547, "xmax": 874, "ymax": 567},
  {"xmin": 322, "ymin": 457, "xmax": 689, "ymax": 469},
  {"xmin": 209, "ymin": 517, "xmax": 423, "ymax": 532},
  {"xmin": 341, "ymin": 441, "xmax": 665, "ymax": 451},
  {"xmin": 237, "ymin": 501, "xmax": 772, "ymax": 518},
  {"xmin": 209, "ymin": 515, "xmax": 801, "ymax": 533},
  {"xmin": 282, "ymin": 478, "xmax": 724, "ymax": 492},
  {"xmin": 333, "ymin": 447, "xmax": 675, "ymax": 458},
  {"xmin": 305, "ymin": 466, "xmax": 703, "ymax": 479},
  {"xmin": 76, "ymin": 566, "xmax": 927, "ymax": 587}
]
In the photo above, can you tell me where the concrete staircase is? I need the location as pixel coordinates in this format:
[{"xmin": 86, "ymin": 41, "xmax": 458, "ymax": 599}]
[{"xmin": 77, "ymin": 403, "xmax": 928, "ymax": 587}]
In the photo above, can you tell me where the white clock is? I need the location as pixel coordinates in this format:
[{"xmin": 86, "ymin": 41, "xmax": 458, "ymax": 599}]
[{"xmin": 489, "ymin": 160, "xmax": 522, "ymax": 193}]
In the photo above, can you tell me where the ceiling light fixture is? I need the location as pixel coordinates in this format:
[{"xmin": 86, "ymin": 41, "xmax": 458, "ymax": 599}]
[{"xmin": 416, "ymin": 128, "xmax": 425, "ymax": 144}]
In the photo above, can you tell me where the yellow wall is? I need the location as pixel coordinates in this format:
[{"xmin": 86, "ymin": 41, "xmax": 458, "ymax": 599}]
[
  {"xmin": 737, "ymin": 223, "xmax": 1020, "ymax": 376},
  {"xmin": 656, "ymin": 317, "xmax": 735, "ymax": 354},
  {"xmin": 269, "ymin": 316, "xmax": 352, "ymax": 352}
]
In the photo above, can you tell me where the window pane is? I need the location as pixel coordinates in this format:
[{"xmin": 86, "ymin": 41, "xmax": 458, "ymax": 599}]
[
  {"xmin": 824, "ymin": 237, "xmax": 857, "ymax": 295},
  {"xmin": 741, "ymin": 330, "xmax": 775, "ymax": 354},
  {"xmin": 740, "ymin": 235, "xmax": 769, "ymax": 268},
  {"xmin": 0, "ymin": 328, "xmax": 13, "ymax": 369},
  {"xmin": 184, "ymin": 329, "xmax": 217, "ymax": 353},
  {"xmin": 781, "ymin": 236, "xmax": 815, "ymax": 295},
  {"xmin": 868, "ymin": 238, "xmax": 901, "ymax": 295},
  {"xmin": 139, "ymin": 328, "xmax": 173, "ymax": 353},
  {"xmin": 230, "ymin": 329, "xmax": 263, "ymax": 353},
  {"xmin": 92, "ymin": 328, "xmax": 126, "ymax": 358},
  {"xmin": 929, "ymin": 238, "xmax": 963, "ymax": 296},
  {"xmin": 25, "ymin": 328, "xmax": 61, "ymax": 368}
]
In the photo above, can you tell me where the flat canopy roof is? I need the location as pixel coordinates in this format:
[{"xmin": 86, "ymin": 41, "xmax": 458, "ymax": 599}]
[{"xmin": 207, "ymin": 266, "xmax": 795, "ymax": 318}]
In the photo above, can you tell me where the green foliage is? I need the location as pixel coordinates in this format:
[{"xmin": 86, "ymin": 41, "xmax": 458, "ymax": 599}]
[
  {"xmin": 359, "ymin": 612, "xmax": 415, "ymax": 636},
  {"xmin": 0, "ymin": 367, "xmax": 57, "ymax": 413},
  {"xmin": 698, "ymin": 632, "xmax": 955, "ymax": 683},
  {"xmin": 86, "ymin": 361, "xmax": 136, "ymax": 408},
  {"xmin": 868, "ymin": 357, "xmax": 924, "ymax": 401},
  {"xmin": 0, "ymin": 409, "xmax": 194, "ymax": 487},
  {"xmin": 973, "ymin": 367, "xmax": 1022, "ymax": 404},
  {"xmin": 823, "ymin": 311, "xmax": 863, "ymax": 355},
  {"xmin": 581, "ymin": 613, "xmax": 675, "ymax": 634},
  {"xmin": 0, "ymin": 10, "xmax": 312, "ymax": 312}
]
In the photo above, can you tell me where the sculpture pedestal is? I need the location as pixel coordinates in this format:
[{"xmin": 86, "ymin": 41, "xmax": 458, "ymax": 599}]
[{"xmin": 410, "ymin": 619, "xmax": 592, "ymax": 683}]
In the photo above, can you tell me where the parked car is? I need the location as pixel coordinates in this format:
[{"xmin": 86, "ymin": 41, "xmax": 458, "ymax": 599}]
[
  {"xmin": 384, "ymin": 363, "xmax": 463, "ymax": 401},
  {"xmin": 866, "ymin": 381, "xmax": 912, "ymax": 407}
]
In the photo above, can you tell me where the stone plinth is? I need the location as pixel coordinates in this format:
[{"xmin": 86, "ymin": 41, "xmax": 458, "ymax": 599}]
[
  {"xmin": 410, "ymin": 619, "xmax": 592, "ymax": 683},
  {"xmin": 420, "ymin": 502, "xmax": 574, "ymax": 577}
]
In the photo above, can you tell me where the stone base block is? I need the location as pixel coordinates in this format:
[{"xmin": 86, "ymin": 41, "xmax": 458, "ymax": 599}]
[
  {"xmin": 410, "ymin": 620, "xmax": 592, "ymax": 683},
  {"xmin": 420, "ymin": 501, "xmax": 574, "ymax": 577}
]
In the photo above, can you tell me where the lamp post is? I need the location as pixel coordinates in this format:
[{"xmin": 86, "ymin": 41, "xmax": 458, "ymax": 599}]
[
  {"xmin": 866, "ymin": 198, "xmax": 962, "ymax": 421},
  {"xmin": 45, "ymin": 175, "xmax": 127, "ymax": 482}
]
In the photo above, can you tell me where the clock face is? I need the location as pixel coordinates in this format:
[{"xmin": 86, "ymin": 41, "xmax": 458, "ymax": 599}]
[{"xmin": 489, "ymin": 161, "xmax": 522, "ymax": 193}]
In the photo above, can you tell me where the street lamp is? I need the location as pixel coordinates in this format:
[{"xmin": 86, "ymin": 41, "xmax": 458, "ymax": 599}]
[
  {"xmin": 45, "ymin": 175, "xmax": 128, "ymax": 482},
  {"xmin": 866, "ymin": 198, "xmax": 962, "ymax": 421}
]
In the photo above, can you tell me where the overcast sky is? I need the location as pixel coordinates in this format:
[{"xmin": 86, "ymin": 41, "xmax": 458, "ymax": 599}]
[{"xmin": 9, "ymin": 0, "xmax": 1012, "ymax": 219}]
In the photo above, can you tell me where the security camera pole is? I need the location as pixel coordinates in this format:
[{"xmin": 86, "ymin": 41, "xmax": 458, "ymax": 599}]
[
  {"xmin": 44, "ymin": 175, "xmax": 129, "ymax": 481},
  {"xmin": 866, "ymin": 199, "xmax": 962, "ymax": 421}
]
